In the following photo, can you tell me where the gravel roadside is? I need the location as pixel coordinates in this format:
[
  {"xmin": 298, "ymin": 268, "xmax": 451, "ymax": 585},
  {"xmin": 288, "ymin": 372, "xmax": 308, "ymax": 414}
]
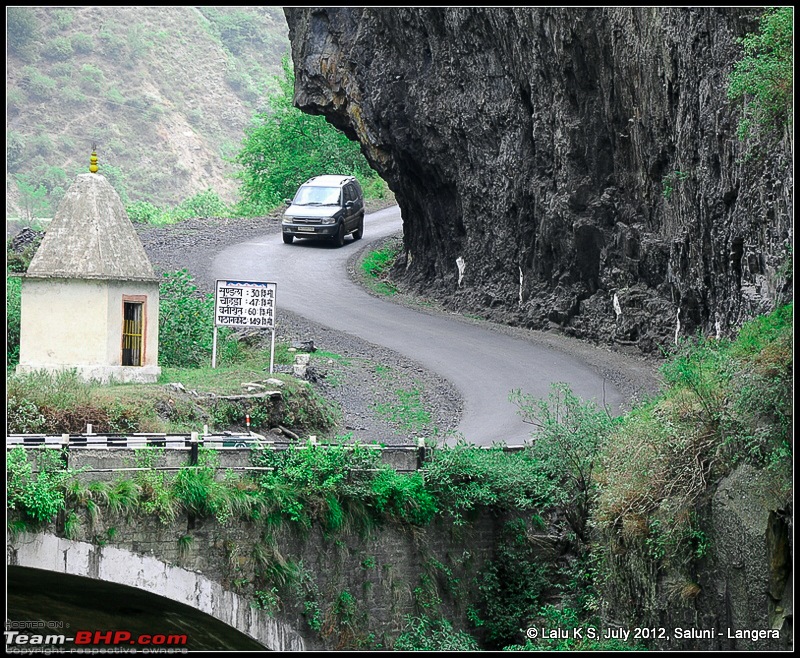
[
  {"xmin": 135, "ymin": 202, "xmax": 464, "ymax": 446},
  {"xmin": 135, "ymin": 204, "xmax": 662, "ymax": 446}
]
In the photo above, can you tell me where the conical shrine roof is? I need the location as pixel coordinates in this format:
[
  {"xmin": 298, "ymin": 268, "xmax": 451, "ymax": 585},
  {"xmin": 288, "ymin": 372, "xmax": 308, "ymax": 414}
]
[{"xmin": 25, "ymin": 173, "xmax": 157, "ymax": 282}]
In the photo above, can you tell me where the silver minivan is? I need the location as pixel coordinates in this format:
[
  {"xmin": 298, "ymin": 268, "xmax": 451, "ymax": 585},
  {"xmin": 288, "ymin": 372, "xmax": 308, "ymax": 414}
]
[{"xmin": 281, "ymin": 175, "xmax": 365, "ymax": 247}]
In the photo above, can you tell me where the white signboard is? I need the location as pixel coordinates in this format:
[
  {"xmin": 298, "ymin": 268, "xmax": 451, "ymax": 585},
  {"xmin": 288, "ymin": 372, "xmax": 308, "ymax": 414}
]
[
  {"xmin": 212, "ymin": 280, "xmax": 277, "ymax": 371},
  {"xmin": 214, "ymin": 280, "xmax": 277, "ymax": 329}
]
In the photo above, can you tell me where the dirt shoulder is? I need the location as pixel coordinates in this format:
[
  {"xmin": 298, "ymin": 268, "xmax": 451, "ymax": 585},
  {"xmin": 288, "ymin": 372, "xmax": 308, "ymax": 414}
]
[
  {"xmin": 135, "ymin": 203, "xmax": 463, "ymax": 446},
  {"xmin": 135, "ymin": 206, "xmax": 662, "ymax": 445}
]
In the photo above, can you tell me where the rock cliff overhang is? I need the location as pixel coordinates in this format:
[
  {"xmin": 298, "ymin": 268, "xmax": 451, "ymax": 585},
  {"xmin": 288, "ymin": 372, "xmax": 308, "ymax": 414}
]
[{"xmin": 284, "ymin": 7, "xmax": 792, "ymax": 354}]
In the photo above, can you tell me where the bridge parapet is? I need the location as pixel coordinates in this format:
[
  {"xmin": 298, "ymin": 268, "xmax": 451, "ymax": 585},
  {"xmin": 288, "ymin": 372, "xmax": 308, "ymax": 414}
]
[
  {"xmin": 7, "ymin": 434, "xmax": 540, "ymax": 650},
  {"xmin": 7, "ymin": 433, "xmax": 426, "ymax": 478}
]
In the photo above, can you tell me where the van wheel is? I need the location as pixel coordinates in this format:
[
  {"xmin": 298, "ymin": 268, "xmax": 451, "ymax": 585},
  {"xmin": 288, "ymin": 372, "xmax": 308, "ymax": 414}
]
[
  {"xmin": 334, "ymin": 223, "xmax": 346, "ymax": 247},
  {"xmin": 283, "ymin": 234, "xmax": 293, "ymax": 244},
  {"xmin": 353, "ymin": 215, "xmax": 364, "ymax": 240}
]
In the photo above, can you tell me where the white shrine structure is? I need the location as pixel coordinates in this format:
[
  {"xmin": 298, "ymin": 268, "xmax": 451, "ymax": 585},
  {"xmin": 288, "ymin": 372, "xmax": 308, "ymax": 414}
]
[{"xmin": 16, "ymin": 152, "xmax": 161, "ymax": 383}]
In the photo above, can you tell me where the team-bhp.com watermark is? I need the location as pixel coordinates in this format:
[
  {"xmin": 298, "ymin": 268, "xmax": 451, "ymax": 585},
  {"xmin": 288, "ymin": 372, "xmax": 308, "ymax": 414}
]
[{"xmin": 5, "ymin": 629, "xmax": 188, "ymax": 654}]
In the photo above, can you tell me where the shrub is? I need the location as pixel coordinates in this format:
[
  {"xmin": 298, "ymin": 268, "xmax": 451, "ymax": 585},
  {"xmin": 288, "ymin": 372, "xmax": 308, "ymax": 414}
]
[
  {"xmin": 7, "ymin": 396, "xmax": 46, "ymax": 434},
  {"xmin": 252, "ymin": 440, "xmax": 378, "ymax": 529},
  {"xmin": 173, "ymin": 189, "xmax": 231, "ymax": 220},
  {"xmin": 7, "ymin": 274, "xmax": 22, "ymax": 366},
  {"xmin": 727, "ymin": 7, "xmax": 793, "ymax": 141},
  {"xmin": 360, "ymin": 176, "xmax": 391, "ymax": 200},
  {"xmin": 71, "ymin": 33, "xmax": 94, "ymax": 54},
  {"xmin": 51, "ymin": 8, "xmax": 74, "ymax": 32},
  {"xmin": 7, "ymin": 88, "xmax": 26, "ymax": 117},
  {"xmin": 43, "ymin": 35, "xmax": 73, "ymax": 60},
  {"xmin": 50, "ymin": 62, "xmax": 74, "ymax": 79},
  {"xmin": 504, "ymin": 605, "xmax": 645, "ymax": 651},
  {"xmin": 28, "ymin": 134, "xmax": 55, "ymax": 158},
  {"xmin": 21, "ymin": 67, "xmax": 57, "ymax": 100},
  {"xmin": 6, "ymin": 130, "xmax": 25, "ymax": 172},
  {"xmin": 158, "ymin": 269, "xmax": 216, "ymax": 367},
  {"xmin": 79, "ymin": 63, "xmax": 105, "ymax": 93},
  {"xmin": 470, "ymin": 518, "xmax": 550, "ymax": 648},
  {"xmin": 7, "ymin": 7, "xmax": 39, "ymax": 55},
  {"xmin": 423, "ymin": 441, "xmax": 554, "ymax": 524},
  {"xmin": 105, "ymin": 86, "xmax": 126, "ymax": 106},
  {"xmin": 6, "ymin": 446, "xmax": 75, "ymax": 524},
  {"xmin": 510, "ymin": 383, "xmax": 616, "ymax": 541},
  {"xmin": 126, "ymin": 200, "xmax": 163, "ymax": 224},
  {"xmin": 370, "ymin": 469, "xmax": 437, "ymax": 526},
  {"xmin": 57, "ymin": 86, "xmax": 85, "ymax": 108},
  {"xmin": 394, "ymin": 615, "xmax": 479, "ymax": 651},
  {"xmin": 594, "ymin": 304, "xmax": 792, "ymax": 574}
]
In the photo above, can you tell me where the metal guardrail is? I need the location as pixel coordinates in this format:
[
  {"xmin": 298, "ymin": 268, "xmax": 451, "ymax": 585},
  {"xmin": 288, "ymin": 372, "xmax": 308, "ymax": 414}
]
[
  {"xmin": 5, "ymin": 433, "xmax": 427, "ymax": 452},
  {"xmin": 6, "ymin": 434, "xmax": 526, "ymax": 451},
  {"xmin": 6, "ymin": 433, "xmax": 527, "ymax": 477},
  {"xmin": 6, "ymin": 432, "xmax": 433, "ymax": 472},
  {"xmin": 7, "ymin": 433, "xmax": 260, "ymax": 449}
]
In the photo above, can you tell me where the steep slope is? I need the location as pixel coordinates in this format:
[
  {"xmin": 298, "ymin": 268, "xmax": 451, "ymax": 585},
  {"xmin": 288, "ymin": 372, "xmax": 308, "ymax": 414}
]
[
  {"xmin": 6, "ymin": 6, "xmax": 289, "ymax": 216},
  {"xmin": 284, "ymin": 7, "xmax": 793, "ymax": 355}
]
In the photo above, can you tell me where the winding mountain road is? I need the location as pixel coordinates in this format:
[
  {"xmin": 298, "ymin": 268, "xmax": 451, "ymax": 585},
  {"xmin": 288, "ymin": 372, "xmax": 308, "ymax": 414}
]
[{"xmin": 212, "ymin": 206, "xmax": 649, "ymax": 446}]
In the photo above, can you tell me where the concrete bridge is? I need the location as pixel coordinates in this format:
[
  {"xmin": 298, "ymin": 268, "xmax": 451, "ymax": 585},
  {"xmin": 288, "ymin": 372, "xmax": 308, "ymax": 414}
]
[
  {"xmin": 8, "ymin": 532, "xmax": 302, "ymax": 651},
  {"xmin": 6, "ymin": 438, "xmax": 532, "ymax": 651}
]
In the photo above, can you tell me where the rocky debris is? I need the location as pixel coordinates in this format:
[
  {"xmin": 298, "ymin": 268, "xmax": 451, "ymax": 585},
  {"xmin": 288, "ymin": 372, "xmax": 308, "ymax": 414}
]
[
  {"xmin": 6, "ymin": 226, "xmax": 45, "ymax": 272},
  {"xmin": 302, "ymin": 366, "xmax": 326, "ymax": 385},
  {"xmin": 165, "ymin": 382, "xmax": 198, "ymax": 396},
  {"xmin": 241, "ymin": 382, "xmax": 268, "ymax": 392},
  {"xmin": 275, "ymin": 425, "xmax": 301, "ymax": 441},
  {"xmin": 292, "ymin": 353, "xmax": 311, "ymax": 378},
  {"xmin": 290, "ymin": 340, "xmax": 316, "ymax": 352},
  {"xmin": 212, "ymin": 391, "xmax": 282, "ymax": 401},
  {"xmin": 232, "ymin": 327, "xmax": 275, "ymax": 346},
  {"xmin": 7, "ymin": 227, "xmax": 44, "ymax": 252}
]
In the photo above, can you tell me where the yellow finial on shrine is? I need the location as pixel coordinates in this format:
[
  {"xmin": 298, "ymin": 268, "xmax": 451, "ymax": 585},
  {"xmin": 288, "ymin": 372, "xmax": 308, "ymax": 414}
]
[{"xmin": 89, "ymin": 145, "xmax": 99, "ymax": 173}]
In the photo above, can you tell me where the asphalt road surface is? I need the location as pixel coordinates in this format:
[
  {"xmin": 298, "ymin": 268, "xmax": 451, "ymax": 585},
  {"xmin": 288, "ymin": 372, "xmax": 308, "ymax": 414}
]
[{"xmin": 211, "ymin": 206, "xmax": 630, "ymax": 446}]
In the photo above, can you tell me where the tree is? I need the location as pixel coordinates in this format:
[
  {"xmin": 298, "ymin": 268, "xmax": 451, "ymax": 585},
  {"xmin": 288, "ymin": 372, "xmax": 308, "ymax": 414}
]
[
  {"xmin": 14, "ymin": 174, "xmax": 50, "ymax": 222},
  {"xmin": 510, "ymin": 383, "xmax": 616, "ymax": 543},
  {"xmin": 234, "ymin": 56, "xmax": 377, "ymax": 215},
  {"xmin": 727, "ymin": 6, "xmax": 793, "ymax": 141},
  {"xmin": 7, "ymin": 7, "xmax": 39, "ymax": 56}
]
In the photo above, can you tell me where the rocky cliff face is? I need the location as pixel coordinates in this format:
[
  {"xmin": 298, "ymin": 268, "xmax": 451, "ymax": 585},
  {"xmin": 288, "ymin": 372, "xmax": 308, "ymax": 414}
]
[{"xmin": 284, "ymin": 7, "xmax": 792, "ymax": 354}]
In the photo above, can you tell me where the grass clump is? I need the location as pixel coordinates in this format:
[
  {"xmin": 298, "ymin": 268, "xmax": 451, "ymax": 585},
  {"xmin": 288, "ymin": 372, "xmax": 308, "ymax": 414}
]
[
  {"xmin": 360, "ymin": 241, "xmax": 400, "ymax": 296},
  {"xmin": 374, "ymin": 386, "xmax": 433, "ymax": 434},
  {"xmin": 6, "ymin": 356, "xmax": 338, "ymax": 437}
]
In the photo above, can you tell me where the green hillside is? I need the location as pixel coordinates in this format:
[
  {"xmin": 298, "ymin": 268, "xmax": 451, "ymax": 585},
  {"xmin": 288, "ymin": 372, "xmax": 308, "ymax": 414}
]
[{"xmin": 6, "ymin": 6, "xmax": 290, "ymax": 219}]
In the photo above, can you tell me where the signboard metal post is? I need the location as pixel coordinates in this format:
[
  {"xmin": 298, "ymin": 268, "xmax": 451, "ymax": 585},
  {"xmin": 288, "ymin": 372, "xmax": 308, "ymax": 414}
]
[{"xmin": 213, "ymin": 280, "xmax": 278, "ymax": 372}]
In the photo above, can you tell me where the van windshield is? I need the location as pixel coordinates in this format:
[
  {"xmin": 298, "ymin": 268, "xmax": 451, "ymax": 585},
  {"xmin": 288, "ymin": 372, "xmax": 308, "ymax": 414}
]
[{"xmin": 293, "ymin": 186, "xmax": 341, "ymax": 206}]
